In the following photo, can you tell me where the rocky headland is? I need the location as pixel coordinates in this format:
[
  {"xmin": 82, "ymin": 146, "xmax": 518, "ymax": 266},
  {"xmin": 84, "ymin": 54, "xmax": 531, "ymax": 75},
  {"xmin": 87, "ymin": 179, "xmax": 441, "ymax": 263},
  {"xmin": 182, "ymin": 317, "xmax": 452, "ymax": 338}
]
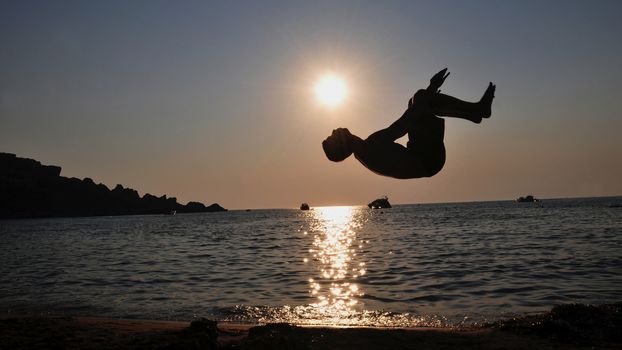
[{"xmin": 0, "ymin": 152, "xmax": 227, "ymax": 219}]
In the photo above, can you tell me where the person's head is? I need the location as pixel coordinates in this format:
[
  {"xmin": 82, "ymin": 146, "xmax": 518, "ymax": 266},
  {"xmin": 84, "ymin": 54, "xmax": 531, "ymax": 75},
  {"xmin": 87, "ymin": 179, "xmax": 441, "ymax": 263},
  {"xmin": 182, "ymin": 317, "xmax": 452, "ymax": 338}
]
[{"xmin": 322, "ymin": 128, "xmax": 353, "ymax": 162}]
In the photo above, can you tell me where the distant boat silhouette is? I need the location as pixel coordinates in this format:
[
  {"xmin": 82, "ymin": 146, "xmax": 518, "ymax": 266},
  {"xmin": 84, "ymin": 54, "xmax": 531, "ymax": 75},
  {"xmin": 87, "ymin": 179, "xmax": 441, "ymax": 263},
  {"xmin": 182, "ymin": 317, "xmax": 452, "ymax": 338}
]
[
  {"xmin": 368, "ymin": 196, "xmax": 392, "ymax": 209},
  {"xmin": 300, "ymin": 203, "xmax": 310, "ymax": 210},
  {"xmin": 516, "ymin": 195, "xmax": 540, "ymax": 203}
]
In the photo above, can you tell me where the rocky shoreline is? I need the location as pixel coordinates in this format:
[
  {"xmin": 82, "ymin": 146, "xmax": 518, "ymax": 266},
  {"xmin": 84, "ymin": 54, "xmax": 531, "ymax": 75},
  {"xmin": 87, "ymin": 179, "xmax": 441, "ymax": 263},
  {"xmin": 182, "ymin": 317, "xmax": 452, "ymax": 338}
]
[{"xmin": 0, "ymin": 152, "xmax": 226, "ymax": 219}]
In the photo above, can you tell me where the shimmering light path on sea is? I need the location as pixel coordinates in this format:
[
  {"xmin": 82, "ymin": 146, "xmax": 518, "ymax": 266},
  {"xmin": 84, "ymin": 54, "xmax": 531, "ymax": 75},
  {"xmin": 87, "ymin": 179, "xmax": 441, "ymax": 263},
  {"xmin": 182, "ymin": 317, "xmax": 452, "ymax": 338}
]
[{"xmin": 1, "ymin": 197, "xmax": 621, "ymax": 326}]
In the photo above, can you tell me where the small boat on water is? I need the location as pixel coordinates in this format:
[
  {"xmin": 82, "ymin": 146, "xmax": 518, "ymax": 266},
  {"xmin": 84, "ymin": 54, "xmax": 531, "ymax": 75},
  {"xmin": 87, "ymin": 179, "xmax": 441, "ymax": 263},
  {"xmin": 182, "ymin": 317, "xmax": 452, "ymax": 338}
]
[
  {"xmin": 516, "ymin": 195, "xmax": 540, "ymax": 203},
  {"xmin": 300, "ymin": 203, "xmax": 310, "ymax": 210},
  {"xmin": 368, "ymin": 196, "xmax": 391, "ymax": 209}
]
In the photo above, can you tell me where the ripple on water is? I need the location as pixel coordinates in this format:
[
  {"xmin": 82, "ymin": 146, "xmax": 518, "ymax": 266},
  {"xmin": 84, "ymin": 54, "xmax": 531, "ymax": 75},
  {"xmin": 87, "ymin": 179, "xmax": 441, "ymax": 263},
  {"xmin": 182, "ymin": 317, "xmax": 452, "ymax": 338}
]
[{"xmin": 0, "ymin": 198, "xmax": 621, "ymax": 326}]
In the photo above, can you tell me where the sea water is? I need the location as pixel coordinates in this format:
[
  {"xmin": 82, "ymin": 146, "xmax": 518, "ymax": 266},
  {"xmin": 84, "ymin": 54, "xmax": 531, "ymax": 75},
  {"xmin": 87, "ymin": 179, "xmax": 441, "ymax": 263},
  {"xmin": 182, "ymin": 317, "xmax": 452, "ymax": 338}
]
[{"xmin": 1, "ymin": 197, "xmax": 621, "ymax": 327}]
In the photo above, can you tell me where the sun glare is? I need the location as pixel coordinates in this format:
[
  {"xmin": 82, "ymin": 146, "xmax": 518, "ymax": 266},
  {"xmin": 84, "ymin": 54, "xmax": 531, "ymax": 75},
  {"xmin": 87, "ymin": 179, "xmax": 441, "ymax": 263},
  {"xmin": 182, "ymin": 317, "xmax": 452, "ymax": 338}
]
[{"xmin": 314, "ymin": 74, "xmax": 347, "ymax": 107}]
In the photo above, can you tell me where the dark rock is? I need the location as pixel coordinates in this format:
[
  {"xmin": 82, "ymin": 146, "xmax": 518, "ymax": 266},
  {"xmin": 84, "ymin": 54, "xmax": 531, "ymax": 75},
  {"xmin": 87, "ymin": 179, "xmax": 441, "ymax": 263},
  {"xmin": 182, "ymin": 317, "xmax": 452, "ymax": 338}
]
[
  {"xmin": 205, "ymin": 203, "xmax": 227, "ymax": 212},
  {"xmin": 0, "ymin": 152, "xmax": 228, "ymax": 219},
  {"xmin": 516, "ymin": 195, "xmax": 540, "ymax": 202},
  {"xmin": 243, "ymin": 323, "xmax": 309, "ymax": 350},
  {"xmin": 368, "ymin": 196, "xmax": 391, "ymax": 209},
  {"xmin": 300, "ymin": 203, "xmax": 310, "ymax": 210},
  {"xmin": 493, "ymin": 303, "xmax": 622, "ymax": 345},
  {"xmin": 177, "ymin": 202, "xmax": 227, "ymax": 213},
  {"xmin": 153, "ymin": 318, "xmax": 221, "ymax": 349},
  {"xmin": 189, "ymin": 318, "xmax": 218, "ymax": 340},
  {"xmin": 183, "ymin": 201, "xmax": 206, "ymax": 212}
]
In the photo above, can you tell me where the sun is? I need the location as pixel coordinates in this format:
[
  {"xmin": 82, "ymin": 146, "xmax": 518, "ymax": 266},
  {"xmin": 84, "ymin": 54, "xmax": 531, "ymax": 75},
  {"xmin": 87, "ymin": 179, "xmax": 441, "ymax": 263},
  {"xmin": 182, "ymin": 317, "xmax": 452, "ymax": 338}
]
[{"xmin": 314, "ymin": 74, "xmax": 347, "ymax": 107}]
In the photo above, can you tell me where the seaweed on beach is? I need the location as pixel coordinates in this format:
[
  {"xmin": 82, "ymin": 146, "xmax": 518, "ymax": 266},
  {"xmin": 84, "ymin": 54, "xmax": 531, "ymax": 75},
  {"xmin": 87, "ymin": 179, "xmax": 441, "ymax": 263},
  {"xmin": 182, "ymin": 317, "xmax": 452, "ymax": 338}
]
[{"xmin": 492, "ymin": 303, "xmax": 622, "ymax": 345}]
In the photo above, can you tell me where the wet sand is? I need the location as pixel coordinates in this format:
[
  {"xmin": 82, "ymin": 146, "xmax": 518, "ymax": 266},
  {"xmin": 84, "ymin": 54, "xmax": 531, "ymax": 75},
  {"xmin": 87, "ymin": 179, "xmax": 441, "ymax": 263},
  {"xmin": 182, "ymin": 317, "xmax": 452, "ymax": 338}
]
[{"xmin": 1, "ymin": 304, "xmax": 620, "ymax": 349}]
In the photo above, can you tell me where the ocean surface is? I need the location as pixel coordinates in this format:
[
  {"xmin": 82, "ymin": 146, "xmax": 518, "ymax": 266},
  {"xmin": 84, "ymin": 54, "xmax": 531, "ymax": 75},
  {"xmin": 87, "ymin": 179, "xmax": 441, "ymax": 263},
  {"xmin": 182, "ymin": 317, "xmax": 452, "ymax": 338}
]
[{"xmin": 1, "ymin": 197, "xmax": 621, "ymax": 327}]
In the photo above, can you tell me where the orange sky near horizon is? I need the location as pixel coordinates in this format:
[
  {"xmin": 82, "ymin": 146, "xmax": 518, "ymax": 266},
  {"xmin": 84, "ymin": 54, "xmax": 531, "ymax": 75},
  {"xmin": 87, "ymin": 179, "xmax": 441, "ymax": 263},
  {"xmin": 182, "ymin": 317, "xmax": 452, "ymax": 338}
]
[{"xmin": 1, "ymin": 1, "xmax": 621, "ymax": 209}]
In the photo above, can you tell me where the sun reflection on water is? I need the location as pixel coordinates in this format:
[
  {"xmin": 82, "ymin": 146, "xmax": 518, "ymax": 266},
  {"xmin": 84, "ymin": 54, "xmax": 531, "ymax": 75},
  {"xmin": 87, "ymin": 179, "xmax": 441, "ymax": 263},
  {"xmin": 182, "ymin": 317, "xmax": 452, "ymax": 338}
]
[
  {"xmin": 306, "ymin": 206, "xmax": 365, "ymax": 320},
  {"xmin": 221, "ymin": 206, "xmax": 449, "ymax": 328}
]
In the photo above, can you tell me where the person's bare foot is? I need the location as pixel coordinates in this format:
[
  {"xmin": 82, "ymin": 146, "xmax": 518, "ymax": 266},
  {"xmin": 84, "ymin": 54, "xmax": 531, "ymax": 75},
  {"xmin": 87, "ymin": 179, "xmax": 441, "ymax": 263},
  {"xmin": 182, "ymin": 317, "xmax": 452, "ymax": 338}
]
[
  {"xmin": 480, "ymin": 82, "xmax": 495, "ymax": 119},
  {"xmin": 465, "ymin": 83, "xmax": 495, "ymax": 124}
]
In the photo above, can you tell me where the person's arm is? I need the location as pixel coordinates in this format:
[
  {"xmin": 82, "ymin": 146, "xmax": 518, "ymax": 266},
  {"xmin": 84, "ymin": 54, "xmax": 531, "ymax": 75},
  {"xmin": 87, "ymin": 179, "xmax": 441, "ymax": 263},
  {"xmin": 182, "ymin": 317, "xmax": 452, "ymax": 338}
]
[
  {"xmin": 364, "ymin": 68, "xmax": 449, "ymax": 144},
  {"xmin": 365, "ymin": 108, "xmax": 413, "ymax": 143},
  {"xmin": 367, "ymin": 69, "xmax": 448, "ymax": 143}
]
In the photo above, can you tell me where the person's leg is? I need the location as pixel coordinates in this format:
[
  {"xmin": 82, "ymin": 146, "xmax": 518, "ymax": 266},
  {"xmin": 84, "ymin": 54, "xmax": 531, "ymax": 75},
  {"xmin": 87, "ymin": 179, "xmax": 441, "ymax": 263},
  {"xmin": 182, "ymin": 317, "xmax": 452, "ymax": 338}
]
[
  {"xmin": 366, "ymin": 91, "xmax": 437, "ymax": 143},
  {"xmin": 407, "ymin": 116, "xmax": 444, "ymax": 148},
  {"xmin": 426, "ymin": 83, "xmax": 495, "ymax": 123},
  {"xmin": 407, "ymin": 115, "xmax": 446, "ymax": 177},
  {"xmin": 359, "ymin": 89, "xmax": 447, "ymax": 178},
  {"xmin": 366, "ymin": 82, "xmax": 494, "ymax": 143}
]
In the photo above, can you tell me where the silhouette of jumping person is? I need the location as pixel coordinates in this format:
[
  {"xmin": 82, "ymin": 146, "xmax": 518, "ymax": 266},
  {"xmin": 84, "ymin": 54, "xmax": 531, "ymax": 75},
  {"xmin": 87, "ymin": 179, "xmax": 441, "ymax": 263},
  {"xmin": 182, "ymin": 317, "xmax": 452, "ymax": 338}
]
[{"xmin": 322, "ymin": 68, "xmax": 495, "ymax": 179}]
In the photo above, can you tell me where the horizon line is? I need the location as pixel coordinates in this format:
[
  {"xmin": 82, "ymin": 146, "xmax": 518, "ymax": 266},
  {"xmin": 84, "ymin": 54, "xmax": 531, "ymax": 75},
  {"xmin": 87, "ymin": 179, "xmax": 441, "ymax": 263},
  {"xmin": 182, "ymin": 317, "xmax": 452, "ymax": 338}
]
[{"xmin": 226, "ymin": 194, "xmax": 622, "ymax": 211}]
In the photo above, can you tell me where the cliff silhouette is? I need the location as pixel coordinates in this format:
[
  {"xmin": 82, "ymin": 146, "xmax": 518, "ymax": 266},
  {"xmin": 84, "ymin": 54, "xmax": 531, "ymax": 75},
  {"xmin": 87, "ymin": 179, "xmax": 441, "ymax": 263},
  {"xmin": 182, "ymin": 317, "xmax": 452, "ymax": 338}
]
[{"xmin": 0, "ymin": 152, "xmax": 227, "ymax": 219}]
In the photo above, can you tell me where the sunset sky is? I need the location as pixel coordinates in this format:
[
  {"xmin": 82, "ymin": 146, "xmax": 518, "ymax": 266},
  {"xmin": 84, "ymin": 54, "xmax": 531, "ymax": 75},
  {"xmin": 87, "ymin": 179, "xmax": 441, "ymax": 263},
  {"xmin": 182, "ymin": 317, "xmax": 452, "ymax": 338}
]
[{"xmin": 2, "ymin": 1, "xmax": 621, "ymax": 209}]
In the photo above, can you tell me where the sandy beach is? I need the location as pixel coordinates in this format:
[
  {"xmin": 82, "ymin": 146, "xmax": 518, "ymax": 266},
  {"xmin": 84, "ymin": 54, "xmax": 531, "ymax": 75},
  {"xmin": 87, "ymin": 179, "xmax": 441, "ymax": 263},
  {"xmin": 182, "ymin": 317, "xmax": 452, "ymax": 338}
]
[{"xmin": 2, "ymin": 303, "xmax": 620, "ymax": 350}]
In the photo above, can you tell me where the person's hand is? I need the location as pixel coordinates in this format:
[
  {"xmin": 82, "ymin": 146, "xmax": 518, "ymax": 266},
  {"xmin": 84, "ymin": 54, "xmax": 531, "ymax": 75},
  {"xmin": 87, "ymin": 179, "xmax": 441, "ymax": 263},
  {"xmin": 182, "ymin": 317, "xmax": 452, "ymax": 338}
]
[{"xmin": 428, "ymin": 68, "xmax": 450, "ymax": 92}]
